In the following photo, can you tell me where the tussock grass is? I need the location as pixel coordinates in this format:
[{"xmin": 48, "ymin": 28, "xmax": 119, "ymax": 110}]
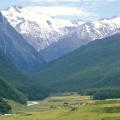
[{"xmin": 0, "ymin": 94, "xmax": 120, "ymax": 120}]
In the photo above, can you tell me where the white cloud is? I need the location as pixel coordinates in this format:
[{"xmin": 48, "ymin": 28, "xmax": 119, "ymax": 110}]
[
  {"xmin": 31, "ymin": 0, "xmax": 56, "ymax": 2},
  {"xmin": 16, "ymin": 0, "xmax": 116, "ymax": 20},
  {"xmin": 17, "ymin": 0, "xmax": 115, "ymax": 9},
  {"xmin": 19, "ymin": 0, "xmax": 80, "ymax": 2},
  {"xmin": 17, "ymin": 0, "xmax": 115, "ymax": 6},
  {"xmin": 82, "ymin": 0, "xmax": 115, "ymax": 5},
  {"xmin": 26, "ymin": 6, "xmax": 96, "ymax": 17},
  {"xmin": 30, "ymin": 0, "xmax": 80, "ymax": 2},
  {"xmin": 26, "ymin": 0, "xmax": 115, "ymax": 2}
]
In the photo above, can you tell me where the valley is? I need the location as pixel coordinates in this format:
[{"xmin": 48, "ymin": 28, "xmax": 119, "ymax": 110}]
[
  {"xmin": 2, "ymin": 6, "xmax": 120, "ymax": 64},
  {"xmin": 0, "ymin": 93, "xmax": 120, "ymax": 120},
  {"xmin": 0, "ymin": 3, "xmax": 120, "ymax": 120},
  {"xmin": 30, "ymin": 34, "xmax": 120, "ymax": 92}
]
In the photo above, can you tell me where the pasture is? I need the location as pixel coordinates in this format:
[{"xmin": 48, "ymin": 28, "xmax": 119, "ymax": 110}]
[{"xmin": 0, "ymin": 93, "xmax": 120, "ymax": 120}]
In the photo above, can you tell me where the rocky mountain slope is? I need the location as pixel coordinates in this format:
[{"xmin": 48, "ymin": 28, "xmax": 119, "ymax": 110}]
[
  {"xmin": 40, "ymin": 16, "xmax": 120, "ymax": 62},
  {"xmin": 0, "ymin": 12, "xmax": 45, "ymax": 71},
  {"xmin": 2, "ymin": 6, "xmax": 120, "ymax": 63},
  {"xmin": 0, "ymin": 46, "xmax": 49, "ymax": 101},
  {"xmin": 2, "ymin": 6, "xmax": 82, "ymax": 51}
]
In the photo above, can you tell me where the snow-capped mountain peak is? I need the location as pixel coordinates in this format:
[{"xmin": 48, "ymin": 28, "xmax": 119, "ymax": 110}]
[
  {"xmin": 2, "ymin": 6, "xmax": 80, "ymax": 51},
  {"xmin": 2, "ymin": 6, "xmax": 120, "ymax": 56},
  {"xmin": 69, "ymin": 16, "xmax": 120, "ymax": 41},
  {"xmin": 71, "ymin": 19, "xmax": 86, "ymax": 26}
]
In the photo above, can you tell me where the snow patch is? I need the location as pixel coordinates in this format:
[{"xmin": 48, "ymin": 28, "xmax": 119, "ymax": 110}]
[
  {"xmin": 27, "ymin": 101, "xmax": 39, "ymax": 106},
  {"xmin": 2, "ymin": 6, "xmax": 80, "ymax": 51}
]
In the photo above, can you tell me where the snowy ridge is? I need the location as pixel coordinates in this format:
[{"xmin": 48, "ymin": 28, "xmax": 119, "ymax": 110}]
[
  {"xmin": 2, "ymin": 6, "xmax": 120, "ymax": 53},
  {"xmin": 70, "ymin": 16, "xmax": 120, "ymax": 41},
  {"xmin": 0, "ymin": 12, "xmax": 45, "ymax": 71},
  {"xmin": 40, "ymin": 16, "xmax": 120, "ymax": 62},
  {"xmin": 2, "ymin": 6, "xmax": 81, "ymax": 51}
]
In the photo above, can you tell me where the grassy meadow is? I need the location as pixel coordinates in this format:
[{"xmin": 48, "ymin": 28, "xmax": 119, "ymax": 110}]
[{"xmin": 0, "ymin": 93, "xmax": 120, "ymax": 120}]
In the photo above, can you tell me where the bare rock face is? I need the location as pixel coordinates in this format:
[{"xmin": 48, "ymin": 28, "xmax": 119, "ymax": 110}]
[
  {"xmin": 0, "ymin": 12, "xmax": 45, "ymax": 71},
  {"xmin": 0, "ymin": 12, "xmax": 3, "ymax": 23},
  {"xmin": 2, "ymin": 6, "xmax": 80, "ymax": 52},
  {"xmin": 2, "ymin": 6, "xmax": 120, "ymax": 63}
]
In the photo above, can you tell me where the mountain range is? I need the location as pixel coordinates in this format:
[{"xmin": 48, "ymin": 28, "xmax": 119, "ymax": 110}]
[
  {"xmin": 2, "ymin": 6, "xmax": 81, "ymax": 52},
  {"xmin": 0, "ymin": 5, "xmax": 120, "ymax": 100},
  {"xmin": 0, "ymin": 46, "xmax": 49, "ymax": 103},
  {"xmin": 0, "ymin": 11, "xmax": 45, "ymax": 71},
  {"xmin": 1, "ymin": 6, "xmax": 120, "ymax": 66},
  {"xmin": 40, "ymin": 16, "xmax": 120, "ymax": 62},
  {"xmin": 30, "ymin": 34, "xmax": 120, "ymax": 92}
]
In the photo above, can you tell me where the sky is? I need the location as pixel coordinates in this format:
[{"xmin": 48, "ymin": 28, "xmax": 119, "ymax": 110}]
[{"xmin": 0, "ymin": 0, "xmax": 120, "ymax": 20}]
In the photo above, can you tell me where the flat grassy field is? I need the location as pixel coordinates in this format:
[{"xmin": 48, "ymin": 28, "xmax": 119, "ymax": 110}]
[{"xmin": 0, "ymin": 93, "xmax": 120, "ymax": 120}]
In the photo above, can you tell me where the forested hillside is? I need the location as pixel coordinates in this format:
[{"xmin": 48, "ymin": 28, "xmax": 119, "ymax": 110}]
[
  {"xmin": 0, "ymin": 97, "xmax": 11, "ymax": 114},
  {"xmin": 80, "ymin": 87, "xmax": 120, "ymax": 100},
  {"xmin": 31, "ymin": 34, "xmax": 120, "ymax": 92},
  {"xmin": 0, "ymin": 48, "xmax": 49, "ymax": 101},
  {"xmin": 0, "ymin": 77, "xmax": 26, "ymax": 104}
]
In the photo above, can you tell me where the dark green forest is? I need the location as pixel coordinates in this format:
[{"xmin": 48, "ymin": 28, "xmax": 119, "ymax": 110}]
[
  {"xmin": 0, "ymin": 97, "xmax": 11, "ymax": 114},
  {"xmin": 30, "ymin": 34, "xmax": 120, "ymax": 92},
  {"xmin": 0, "ymin": 48, "xmax": 50, "ymax": 103},
  {"xmin": 1, "ymin": 33, "xmax": 120, "ymax": 113},
  {"xmin": 0, "ymin": 77, "xmax": 27, "ymax": 104},
  {"xmin": 80, "ymin": 87, "xmax": 120, "ymax": 100}
]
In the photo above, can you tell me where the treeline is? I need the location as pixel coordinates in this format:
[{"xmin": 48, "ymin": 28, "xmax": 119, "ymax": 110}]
[
  {"xmin": 0, "ymin": 77, "xmax": 27, "ymax": 104},
  {"xmin": 80, "ymin": 87, "xmax": 120, "ymax": 100},
  {"xmin": 18, "ymin": 85, "xmax": 50, "ymax": 101},
  {"xmin": 30, "ymin": 34, "xmax": 120, "ymax": 92},
  {"xmin": 0, "ymin": 47, "xmax": 50, "ymax": 102},
  {"xmin": 0, "ymin": 47, "xmax": 51, "ymax": 114},
  {"xmin": 0, "ymin": 97, "xmax": 11, "ymax": 114}
]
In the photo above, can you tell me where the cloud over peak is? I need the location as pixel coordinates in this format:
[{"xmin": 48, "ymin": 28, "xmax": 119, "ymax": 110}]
[
  {"xmin": 25, "ymin": 6, "xmax": 96, "ymax": 17},
  {"xmin": 1, "ymin": 0, "xmax": 117, "ymax": 20}
]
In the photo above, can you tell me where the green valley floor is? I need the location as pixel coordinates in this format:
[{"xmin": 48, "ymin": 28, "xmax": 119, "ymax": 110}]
[{"xmin": 0, "ymin": 93, "xmax": 120, "ymax": 120}]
